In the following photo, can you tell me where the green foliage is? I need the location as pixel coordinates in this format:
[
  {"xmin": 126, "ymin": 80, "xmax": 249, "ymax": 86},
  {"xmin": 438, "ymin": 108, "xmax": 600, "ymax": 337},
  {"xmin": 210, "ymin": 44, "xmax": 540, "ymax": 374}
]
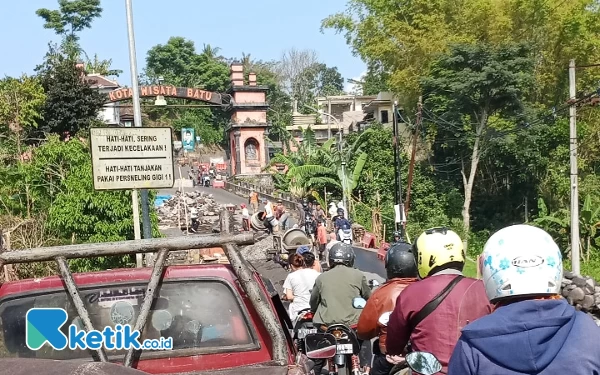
[
  {"xmin": 348, "ymin": 124, "xmax": 461, "ymax": 241},
  {"xmin": 0, "ymin": 75, "xmax": 46, "ymax": 159},
  {"xmin": 35, "ymin": 43, "xmax": 106, "ymax": 137},
  {"xmin": 36, "ymin": 0, "xmax": 102, "ymax": 54},
  {"xmin": 84, "ymin": 53, "xmax": 122, "ymax": 77},
  {"xmin": 145, "ymin": 37, "xmax": 230, "ymax": 90},
  {"xmin": 298, "ymin": 63, "xmax": 345, "ymax": 98},
  {"xmin": 421, "ymin": 42, "xmax": 535, "ymax": 243},
  {"xmin": 143, "ymin": 37, "xmax": 231, "ymax": 146},
  {"xmin": 322, "ymin": 0, "xmax": 600, "ymax": 105},
  {"xmin": 172, "ymin": 110, "xmax": 223, "ymax": 146},
  {"xmin": 361, "ymin": 62, "xmax": 390, "ymax": 95},
  {"xmin": 0, "ymin": 135, "xmax": 159, "ymax": 273}
]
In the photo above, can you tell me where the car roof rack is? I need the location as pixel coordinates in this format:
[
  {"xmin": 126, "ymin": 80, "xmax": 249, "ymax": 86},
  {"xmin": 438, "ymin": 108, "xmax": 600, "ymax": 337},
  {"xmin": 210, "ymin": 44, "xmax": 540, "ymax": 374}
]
[{"xmin": 0, "ymin": 210, "xmax": 288, "ymax": 367}]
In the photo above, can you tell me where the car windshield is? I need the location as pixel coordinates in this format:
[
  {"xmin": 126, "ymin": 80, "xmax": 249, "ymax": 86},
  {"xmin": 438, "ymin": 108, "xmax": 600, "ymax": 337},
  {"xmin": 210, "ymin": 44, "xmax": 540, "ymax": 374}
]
[{"xmin": 0, "ymin": 280, "xmax": 255, "ymax": 360}]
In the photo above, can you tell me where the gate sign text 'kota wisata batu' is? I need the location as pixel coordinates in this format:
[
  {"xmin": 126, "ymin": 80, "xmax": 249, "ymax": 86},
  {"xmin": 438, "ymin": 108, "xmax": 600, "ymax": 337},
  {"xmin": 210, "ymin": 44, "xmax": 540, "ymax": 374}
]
[
  {"xmin": 106, "ymin": 85, "xmax": 222, "ymax": 105},
  {"xmin": 90, "ymin": 127, "xmax": 174, "ymax": 190}
]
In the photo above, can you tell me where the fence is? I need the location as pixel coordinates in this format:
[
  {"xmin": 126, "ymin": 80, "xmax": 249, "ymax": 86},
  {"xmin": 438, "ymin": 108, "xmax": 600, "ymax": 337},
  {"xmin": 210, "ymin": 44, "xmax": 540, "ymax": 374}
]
[{"xmin": 224, "ymin": 180, "xmax": 298, "ymax": 210}]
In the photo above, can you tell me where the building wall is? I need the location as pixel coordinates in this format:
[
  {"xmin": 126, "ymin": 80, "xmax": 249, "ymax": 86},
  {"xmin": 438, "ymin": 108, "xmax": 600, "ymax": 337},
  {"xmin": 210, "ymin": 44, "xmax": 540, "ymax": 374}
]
[
  {"xmin": 97, "ymin": 87, "xmax": 119, "ymax": 125},
  {"xmin": 237, "ymin": 128, "xmax": 266, "ymax": 175},
  {"xmin": 374, "ymin": 105, "xmax": 393, "ymax": 124}
]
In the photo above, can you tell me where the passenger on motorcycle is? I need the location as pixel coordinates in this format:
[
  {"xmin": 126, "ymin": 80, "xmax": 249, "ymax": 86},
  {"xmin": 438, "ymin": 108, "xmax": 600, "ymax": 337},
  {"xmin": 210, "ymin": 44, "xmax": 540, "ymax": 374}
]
[
  {"xmin": 310, "ymin": 243, "xmax": 371, "ymax": 375},
  {"xmin": 283, "ymin": 254, "xmax": 320, "ymax": 321},
  {"xmin": 448, "ymin": 224, "xmax": 600, "ymax": 374},
  {"xmin": 391, "ymin": 231, "xmax": 402, "ymax": 245},
  {"xmin": 297, "ymin": 246, "xmax": 321, "ymax": 273},
  {"xmin": 386, "ymin": 228, "xmax": 491, "ymax": 373},
  {"xmin": 357, "ymin": 242, "xmax": 418, "ymax": 375}
]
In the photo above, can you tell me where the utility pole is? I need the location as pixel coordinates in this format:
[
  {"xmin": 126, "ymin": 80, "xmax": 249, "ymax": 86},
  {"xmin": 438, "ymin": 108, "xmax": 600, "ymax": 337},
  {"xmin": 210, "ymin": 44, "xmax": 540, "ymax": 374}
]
[
  {"xmin": 125, "ymin": 0, "xmax": 152, "ymax": 268},
  {"xmin": 404, "ymin": 96, "xmax": 422, "ymax": 216},
  {"xmin": 569, "ymin": 59, "xmax": 580, "ymax": 275},
  {"xmin": 392, "ymin": 101, "xmax": 406, "ymax": 239}
]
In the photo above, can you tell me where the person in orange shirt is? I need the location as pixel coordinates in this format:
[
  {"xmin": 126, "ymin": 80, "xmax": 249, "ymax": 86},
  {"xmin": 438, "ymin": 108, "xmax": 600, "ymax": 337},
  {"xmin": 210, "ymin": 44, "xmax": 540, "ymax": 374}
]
[
  {"xmin": 248, "ymin": 191, "xmax": 259, "ymax": 213},
  {"xmin": 316, "ymin": 220, "xmax": 328, "ymax": 260}
]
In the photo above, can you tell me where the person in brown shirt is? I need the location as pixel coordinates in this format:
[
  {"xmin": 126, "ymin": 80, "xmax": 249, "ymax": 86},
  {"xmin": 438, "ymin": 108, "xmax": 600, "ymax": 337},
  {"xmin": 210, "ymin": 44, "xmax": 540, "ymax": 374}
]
[
  {"xmin": 357, "ymin": 242, "xmax": 418, "ymax": 375},
  {"xmin": 248, "ymin": 191, "xmax": 259, "ymax": 213}
]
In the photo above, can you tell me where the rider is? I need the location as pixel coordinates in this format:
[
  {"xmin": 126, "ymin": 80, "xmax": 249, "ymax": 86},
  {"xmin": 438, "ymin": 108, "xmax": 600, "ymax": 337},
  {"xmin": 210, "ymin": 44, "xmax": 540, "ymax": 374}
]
[
  {"xmin": 310, "ymin": 243, "xmax": 371, "ymax": 375},
  {"xmin": 334, "ymin": 208, "xmax": 351, "ymax": 241},
  {"xmin": 391, "ymin": 231, "xmax": 402, "ymax": 245},
  {"xmin": 448, "ymin": 224, "xmax": 600, "ymax": 374},
  {"xmin": 357, "ymin": 242, "xmax": 418, "ymax": 375},
  {"xmin": 385, "ymin": 227, "xmax": 492, "ymax": 373}
]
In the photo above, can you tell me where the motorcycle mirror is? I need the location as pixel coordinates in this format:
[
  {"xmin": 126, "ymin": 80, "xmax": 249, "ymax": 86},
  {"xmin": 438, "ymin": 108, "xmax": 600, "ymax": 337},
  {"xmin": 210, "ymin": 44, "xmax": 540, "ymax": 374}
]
[
  {"xmin": 304, "ymin": 333, "xmax": 337, "ymax": 359},
  {"xmin": 352, "ymin": 297, "xmax": 367, "ymax": 309},
  {"xmin": 406, "ymin": 351, "xmax": 443, "ymax": 375},
  {"xmin": 368, "ymin": 279, "xmax": 380, "ymax": 288},
  {"xmin": 378, "ymin": 311, "xmax": 392, "ymax": 326}
]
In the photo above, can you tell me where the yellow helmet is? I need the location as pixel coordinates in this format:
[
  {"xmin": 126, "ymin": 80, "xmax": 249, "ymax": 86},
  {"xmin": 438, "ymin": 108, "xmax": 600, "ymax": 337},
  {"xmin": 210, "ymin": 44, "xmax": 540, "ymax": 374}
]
[{"xmin": 414, "ymin": 227, "xmax": 464, "ymax": 279}]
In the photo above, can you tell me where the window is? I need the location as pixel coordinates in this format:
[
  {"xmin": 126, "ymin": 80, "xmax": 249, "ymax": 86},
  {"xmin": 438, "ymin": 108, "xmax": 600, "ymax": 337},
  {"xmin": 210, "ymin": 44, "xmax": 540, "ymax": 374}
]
[
  {"xmin": 0, "ymin": 280, "xmax": 255, "ymax": 360},
  {"xmin": 381, "ymin": 110, "xmax": 389, "ymax": 124}
]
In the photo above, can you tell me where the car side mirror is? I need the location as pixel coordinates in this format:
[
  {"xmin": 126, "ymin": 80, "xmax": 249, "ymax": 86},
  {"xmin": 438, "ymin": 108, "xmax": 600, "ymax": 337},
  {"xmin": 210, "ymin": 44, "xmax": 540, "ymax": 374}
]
[
  {"xmin": 304, "ymin": 333, "xmax": 337, "ymax": 359},
  {"xmin": 368, "ymin": 279, "xmax": 380, "ymax": 288},
  {"xmin": 406, "ymin": 351, "xmax": 443, "ymax": 375},
  {"xmin": 352, "ymin": 297, "xmax": 367, "ymax": 309}
]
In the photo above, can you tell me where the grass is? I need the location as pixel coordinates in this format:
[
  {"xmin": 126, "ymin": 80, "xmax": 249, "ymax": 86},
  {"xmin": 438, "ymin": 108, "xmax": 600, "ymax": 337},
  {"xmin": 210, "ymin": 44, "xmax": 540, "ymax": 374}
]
[{"xmin": 464, "ymin": 257, "xmax": 479, "ymax": 279}]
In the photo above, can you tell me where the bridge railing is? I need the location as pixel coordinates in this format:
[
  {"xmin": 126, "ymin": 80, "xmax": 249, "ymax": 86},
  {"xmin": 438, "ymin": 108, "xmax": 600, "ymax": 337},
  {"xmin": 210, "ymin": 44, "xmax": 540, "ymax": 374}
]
[{"xmin": 224, "ymin": 180, "xmax": 298, "ymax": 210}]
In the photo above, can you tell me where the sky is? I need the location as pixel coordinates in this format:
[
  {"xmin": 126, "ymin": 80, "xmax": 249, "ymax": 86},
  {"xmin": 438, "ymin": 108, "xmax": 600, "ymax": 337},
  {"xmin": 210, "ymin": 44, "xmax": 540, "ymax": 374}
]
[{"xmin": 0, "ymin": 0, "xmax": 366, "ymax": 92}]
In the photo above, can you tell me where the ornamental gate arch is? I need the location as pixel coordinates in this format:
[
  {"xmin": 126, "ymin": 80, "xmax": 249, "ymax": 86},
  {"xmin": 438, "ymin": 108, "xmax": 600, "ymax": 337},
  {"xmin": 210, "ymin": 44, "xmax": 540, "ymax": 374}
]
[{"xmin": 105, "ymin": 64, "xmax": 270, "ymax": 176}]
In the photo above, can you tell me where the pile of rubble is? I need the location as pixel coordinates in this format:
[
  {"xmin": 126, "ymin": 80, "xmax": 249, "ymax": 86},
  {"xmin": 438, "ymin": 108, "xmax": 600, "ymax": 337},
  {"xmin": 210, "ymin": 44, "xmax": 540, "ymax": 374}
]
[
  {"xmin": 156, "ymin": 191, "xmax": 222, "ymax": 231},
  {"xmin": 561, "ymin": 271, "xmax": 600, "ymax": 324}
]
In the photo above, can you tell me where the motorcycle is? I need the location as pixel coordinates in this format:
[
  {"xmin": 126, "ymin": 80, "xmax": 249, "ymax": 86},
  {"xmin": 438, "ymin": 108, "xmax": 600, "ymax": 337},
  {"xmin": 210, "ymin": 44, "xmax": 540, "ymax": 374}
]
[
  {"xmin": 338, "ymin": 228, "xmax": 353, "ymax": 244},
  {"xmin": 292, "ymin": 308, "xmax": 317, "ymax": 358},
  {"xmin": 303, "ymin": 297, "xmax": 367, "ymax": 375},
  {"xmin": 390, "ymin": 351, "xmax": 444, "ymax": 375}
]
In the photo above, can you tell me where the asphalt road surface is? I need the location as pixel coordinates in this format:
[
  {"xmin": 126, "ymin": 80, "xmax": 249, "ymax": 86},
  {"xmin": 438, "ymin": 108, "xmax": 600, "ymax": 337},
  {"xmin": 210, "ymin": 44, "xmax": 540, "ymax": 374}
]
[{"xmin": 166, "ymin": 185, "xmax": 387, "ymax": 282}]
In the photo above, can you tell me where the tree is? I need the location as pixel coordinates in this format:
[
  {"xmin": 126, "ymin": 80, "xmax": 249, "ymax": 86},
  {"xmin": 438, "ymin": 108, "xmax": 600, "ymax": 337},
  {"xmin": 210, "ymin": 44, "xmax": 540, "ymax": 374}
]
[
  {"xmin": 321, "ymin": 0, "xmax": 600, "ymax": 106},
  {"xmin": 0, "ymin": 75, "xmax": 46, "ymax": 157},
  {"xmin": 35, "ymin": 43, "xmax": 106, "ymax": 137},
  {"xmin": 347, "ymin": 61, "xmax": 390, "ymax": 95},
  {"xmin": 144, "ymin": 37, "xmax": 231, "ymax": 146},
  {"xmin": 275, "ymin": 48, "xmax": 320, "ymax": 112},
  {"xmin": 283, "ymin": 130, "xmax": 373, "ymax": 207},
  {"xmin": 421, "ymin": 42, "xmax": 534, "ymax": 251},
  {"xmin": 145, "ymin": 37, "xmax": 230, "ymax": 90},
  {"xmin": 300, "ymin": 63, "xmax": 345, "ymax": 97},
  {"xmin": 84, "ymin": 53, "xmax": 122, "ymax": 77},
  {"xmin": 36, "ymin": 0, "xmax": 102, "ymax": 55}
]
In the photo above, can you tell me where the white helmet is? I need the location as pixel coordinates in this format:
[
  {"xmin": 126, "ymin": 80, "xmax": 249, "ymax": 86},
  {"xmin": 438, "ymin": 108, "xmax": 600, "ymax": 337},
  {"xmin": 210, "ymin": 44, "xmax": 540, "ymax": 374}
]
[{"xmin": 481, "ymin": 224, "xmax": 563, "ymax": 303}]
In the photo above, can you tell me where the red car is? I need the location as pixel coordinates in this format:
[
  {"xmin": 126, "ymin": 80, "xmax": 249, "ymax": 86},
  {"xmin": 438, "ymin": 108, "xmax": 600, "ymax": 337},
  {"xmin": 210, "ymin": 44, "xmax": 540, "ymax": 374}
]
[{"xmin": 0, "ymin": 231, "xmax": 311, "ymax": 375}]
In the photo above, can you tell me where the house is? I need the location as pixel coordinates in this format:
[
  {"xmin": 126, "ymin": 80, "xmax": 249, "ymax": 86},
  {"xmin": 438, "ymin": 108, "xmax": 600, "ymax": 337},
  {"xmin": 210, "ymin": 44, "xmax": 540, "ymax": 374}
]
[
  {"xmin": 83, "ymin": 73, "xmax": 121, "ymax": 126},
  {"xmin": 361, "ymin": 92, "xmax": 395, "ymax": 127}
]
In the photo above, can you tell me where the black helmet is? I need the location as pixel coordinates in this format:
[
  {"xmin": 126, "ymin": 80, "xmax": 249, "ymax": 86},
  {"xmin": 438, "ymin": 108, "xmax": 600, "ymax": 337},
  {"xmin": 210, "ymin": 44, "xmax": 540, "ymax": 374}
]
[
  {"xmin": 385, "ymin": 242, "xmax": 417, "ymax": 279},
  {"xmin": 328, "ymin": 243, "xmax": 355, "ymax": 268},
  {"xmin": 337, "ymin": 207, "xmax": 344, "ymax": 214},
  {"xmin": 393, "ymin": 231, "xmax": 402, "ymax": 238}
]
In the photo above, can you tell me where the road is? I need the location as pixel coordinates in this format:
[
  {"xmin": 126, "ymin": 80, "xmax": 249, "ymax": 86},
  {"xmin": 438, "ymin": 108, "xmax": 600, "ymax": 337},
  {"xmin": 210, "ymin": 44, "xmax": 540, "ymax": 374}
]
[{"xmin": 159, "ymin": 184, "xmax": 386, "ymax": 283}]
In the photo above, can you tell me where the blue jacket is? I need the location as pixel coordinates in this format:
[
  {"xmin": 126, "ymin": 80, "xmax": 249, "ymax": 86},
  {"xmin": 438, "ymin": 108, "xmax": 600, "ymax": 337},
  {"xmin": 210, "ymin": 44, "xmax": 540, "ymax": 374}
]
[
  {"xmin": 448, "ymin": 299, "xmax": 600, "ymax": 374},
  {"xmin": 335, "ymin": 217, "xmax": 351, "ymax": 230}
]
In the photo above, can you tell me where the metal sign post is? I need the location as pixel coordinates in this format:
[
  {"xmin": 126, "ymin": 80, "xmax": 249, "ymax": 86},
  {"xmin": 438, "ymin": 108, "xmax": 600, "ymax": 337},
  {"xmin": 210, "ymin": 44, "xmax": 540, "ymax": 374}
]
[
  {"xmin": 125, "ymin": 0, "xmax": 152, "ymax": 266},
  {"xmin": 90, "ymin": 127, "xmax": 174, "ymax": 267}
]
